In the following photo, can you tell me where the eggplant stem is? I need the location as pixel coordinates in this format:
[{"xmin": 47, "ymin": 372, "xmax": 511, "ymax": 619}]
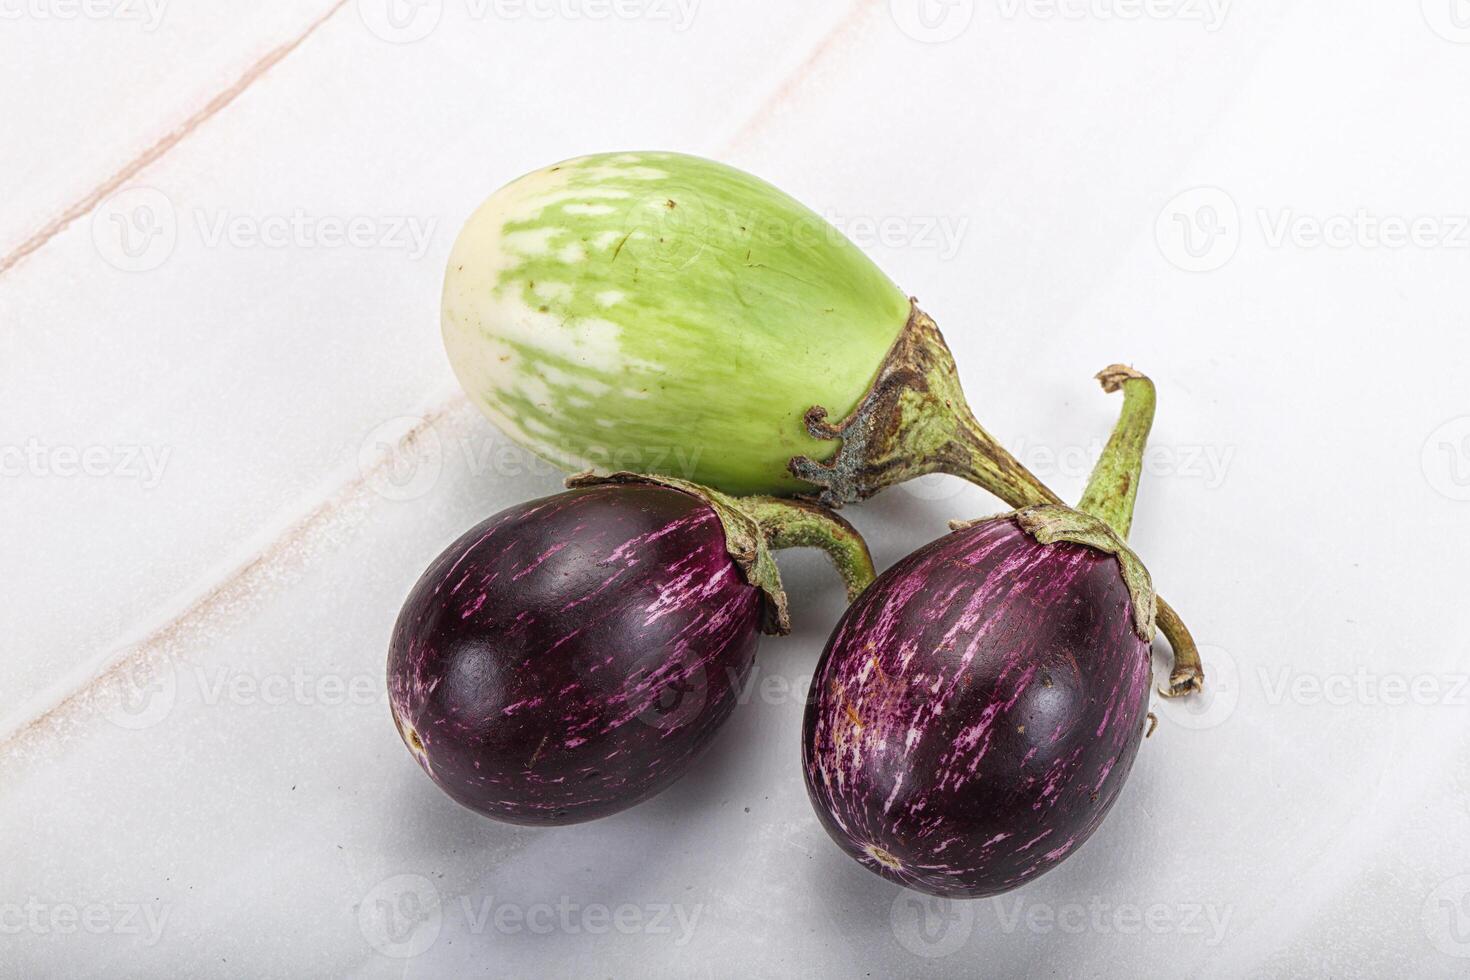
[
  {"xmin": 1155, "ymin": 596, "xmax": 1205, "ymax": 698},
  {"xmin": 788, "ymin": 303, "xmax": 1063, "ymax": 511},
  {"xmin": 948, "ymin": 401, "xmax": 1064, "ymax": 508},
  {"xmin": 1072, "ymin": 367, "xmax": 1204, "ymax": 699},
  {"xmin": 742, "ymin": 497, "xmax": 877, "ymax": 602},
  {"xmin": 1076, "ymin": 365, "xmax": 1155, "ymax": 541}
]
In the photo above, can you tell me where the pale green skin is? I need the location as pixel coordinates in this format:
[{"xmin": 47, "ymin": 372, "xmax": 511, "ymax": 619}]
[{"xmin": 442, "ymin": 151, "xmax": 912, "ymax": 495}]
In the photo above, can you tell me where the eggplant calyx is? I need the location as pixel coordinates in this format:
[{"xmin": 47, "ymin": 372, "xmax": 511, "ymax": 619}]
[
  {"xmin": 566, "ymin": 471, "xmax": 875, "ymax": 636},
  {"xmin": 1014, "ymin": 505, "xmax": 1157, "ymax": 643},
  {"xmin": 953, "ymin": 505, "xmax": 1157, "ymax": 643},
  {"xmin": 788, "ymin": 300, "xmax": 1061, "ymax": 511}
]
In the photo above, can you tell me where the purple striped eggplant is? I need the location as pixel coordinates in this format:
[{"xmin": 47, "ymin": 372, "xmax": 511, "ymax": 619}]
[
  {"xmin": 389, "ymin": 473, "xmax": 872, "ymax": 826},
  {"xmin": 804, "ymin": 368, "xmax": 1166, "ymax": 898}
]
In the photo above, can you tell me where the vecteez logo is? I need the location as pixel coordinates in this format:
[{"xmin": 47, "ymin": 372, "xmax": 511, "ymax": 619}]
[
  {"xmin": 1256, "ymin": 209, "xmax": 1470, "ymax": 251},
  {"xmin": 890, "ymin": 889, "xmax": 1233, "ymax": 957},
  {"xmin": 0, "ymin": 439, "xmax": 172, "ymax": 489},
  {"xmin": 96, "ymin": 660, "xmax": 390, "ymax": 731},
  {"xmin": 1258, "ymin": 667, "xmax": 1470, "ymax": 709},
  {"xmin": 991, "ymin": 895, "xmax": 1233, "ymax": 945},
  {"xmin": 478, "ymin": 0, "xmax": 701, "ymax": 31},
  {"xmin": 358, "ymin": 0, "xmax": 700, "ymax": 43},
  {"xmin": 357, "ymin": 875, "xmax": 705, "ymax": 959},
  {"xmin": 90, "ymin": 187, "xmax": 439, "ymax": 271},
  {"xmin": 192, "ymin": 211, "xmax": 437, "ymax": 260},
  {"xmin": 0, "ymin": 899, "xmax": 171, "ymax": 945},
  {"xmin": 893, "ymin": 0, "xmax": 1234, "ymax": 39},
  {"xmin": 995, "ymin": 0, "xmax": 1231, "ymax": 31},
  {"xmin": 680, "ymin": 202, "xmax": 971, "ymax": 262},
  {"xmin": 1157, "ymin": 187, "xmax": 1470, "ymax": 272},
  {"xmin": 1159, "ymin": 647, "xmax": 1470, "ymax": 734},
  {"xmin": 823, "ymin": 211, "xmax": 971, "ymax": 261},
  {"xmin": 0, "ymin": 0, "xmax": 168, "ymax": 30},
  {"xmin": 351, "ymin": 414, "xmax": 712, "ymax": 500}
]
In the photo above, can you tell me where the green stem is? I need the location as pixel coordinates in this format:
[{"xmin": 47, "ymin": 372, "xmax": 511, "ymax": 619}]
[
  {"xmin": 741, "ymin": 497, "xmax": 876, "ymax": 601},
  {"xmin": 1077, "ymin": 365, "xmax": 1155, "ymax": 541},
  {"xmin": 1072, "ymin": 365, "xmax": 1204, "ymax": 699},
  {"xmin": 1156, "ymin": 596, "xmax": 1205, "ymax": 698},
  {"xmin": 949, "ymin": 402, "xmax": 1064, "ymax": 508}
]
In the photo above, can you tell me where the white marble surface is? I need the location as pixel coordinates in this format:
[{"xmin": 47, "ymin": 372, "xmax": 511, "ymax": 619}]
[{"xmin": 4, "ymin": 2, "xmax": 1470, "ymax": 976}]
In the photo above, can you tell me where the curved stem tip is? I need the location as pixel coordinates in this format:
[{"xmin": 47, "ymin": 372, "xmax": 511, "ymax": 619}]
[
  {"xmin": 1155, "ymin": 596, "xmax": 1205, "ymax": 698},
  {"xmin": 1077, "ymin": 365, "xmax": 1155, "ymax": 541},
  {"xmin": 743, "ymin": 496, "xmax": 876, "ymax": 601}
]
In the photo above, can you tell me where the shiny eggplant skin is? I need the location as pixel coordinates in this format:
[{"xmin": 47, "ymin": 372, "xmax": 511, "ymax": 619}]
[
  {"xmin": 803, "ymin": 516, "xmax": 1152, "ymax": 897},
  {"xmin": 389, "ymin": 484, "xmax": 762, "ymax": 826}
]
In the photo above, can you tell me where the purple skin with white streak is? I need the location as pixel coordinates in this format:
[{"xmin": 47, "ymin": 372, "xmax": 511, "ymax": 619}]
[
  {"xmin": 803, "ymin": 515, "xmax": 1152, "ymax": 898},
  {"xmin": 389, "ymin": 484, "xmax": 762, "ymax": 826}
]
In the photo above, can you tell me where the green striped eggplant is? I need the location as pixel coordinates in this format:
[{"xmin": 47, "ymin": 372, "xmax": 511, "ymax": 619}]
[
  {"xmin": 442, "ymin": 152, "xmax": 1203, "ymax": 697},
  {"xmin": 443, "ymin": 151, "xmax": 908, "ymax": 496}
]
